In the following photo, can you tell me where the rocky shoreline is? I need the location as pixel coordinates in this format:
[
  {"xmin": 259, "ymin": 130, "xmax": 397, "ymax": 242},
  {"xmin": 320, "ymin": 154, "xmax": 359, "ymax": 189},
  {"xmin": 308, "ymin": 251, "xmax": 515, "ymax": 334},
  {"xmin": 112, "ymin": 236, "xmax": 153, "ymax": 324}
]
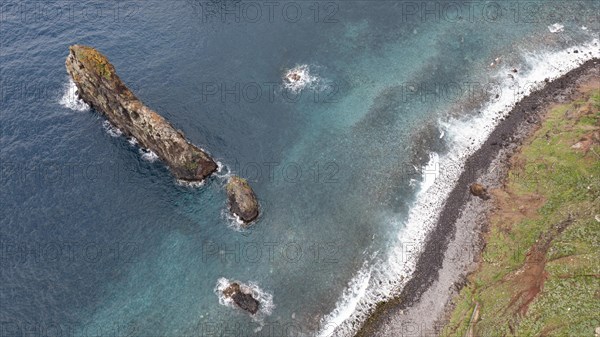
[{"xmin": 356, "ymin": 58, "xmax": 600, "ymax": 336}]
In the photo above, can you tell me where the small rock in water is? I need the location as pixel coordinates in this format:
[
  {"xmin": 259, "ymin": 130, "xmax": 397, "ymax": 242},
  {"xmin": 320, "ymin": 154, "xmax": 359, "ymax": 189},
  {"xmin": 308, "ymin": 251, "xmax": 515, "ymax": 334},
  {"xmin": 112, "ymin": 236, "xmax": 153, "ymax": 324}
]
[
  {"xmin": 222, "ymin": 282, "xmax": 260, "ymax": 315},
  {"xmin": 226, "ymin": 176, "xmax": 259, "ymax": 224},
  {"xmin": 286, "ymin": 72, "xmax": 302, "ymax": 82}
]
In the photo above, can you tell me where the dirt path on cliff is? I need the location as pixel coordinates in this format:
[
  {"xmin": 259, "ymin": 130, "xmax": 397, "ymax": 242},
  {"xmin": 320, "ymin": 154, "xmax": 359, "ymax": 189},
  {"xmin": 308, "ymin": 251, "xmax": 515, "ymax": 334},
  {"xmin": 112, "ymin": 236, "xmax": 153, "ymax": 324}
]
[{"xmin": 505, "ymin": 216, "xmax": 574, "ymax": 317}]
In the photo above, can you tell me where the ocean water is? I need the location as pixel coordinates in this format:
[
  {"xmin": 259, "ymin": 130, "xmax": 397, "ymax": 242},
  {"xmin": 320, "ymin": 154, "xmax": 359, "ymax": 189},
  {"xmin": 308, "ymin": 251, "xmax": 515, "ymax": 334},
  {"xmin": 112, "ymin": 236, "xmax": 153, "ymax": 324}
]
[{"xmin": 1, "ymin": 1, "xmax": 598, "ymax": 336}]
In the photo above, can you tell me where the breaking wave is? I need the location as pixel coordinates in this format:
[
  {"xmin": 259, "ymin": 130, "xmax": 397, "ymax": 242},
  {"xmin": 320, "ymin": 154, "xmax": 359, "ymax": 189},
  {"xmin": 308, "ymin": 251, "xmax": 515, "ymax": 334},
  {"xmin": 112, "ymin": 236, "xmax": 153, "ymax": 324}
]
[
  {"xmin": 282, "ymin": 64, "xmax": 321, "ymax": 94},
  {"xmin": 102, "ymin": 120, "xmax": 123, "ymax": 138},
  {"xmin": 139, "ymin": 148, "xmax": 159, "ymax": 162},
  {"xmin": 59, "ymin": 78, "xmax": 89, "ymax": 111}
]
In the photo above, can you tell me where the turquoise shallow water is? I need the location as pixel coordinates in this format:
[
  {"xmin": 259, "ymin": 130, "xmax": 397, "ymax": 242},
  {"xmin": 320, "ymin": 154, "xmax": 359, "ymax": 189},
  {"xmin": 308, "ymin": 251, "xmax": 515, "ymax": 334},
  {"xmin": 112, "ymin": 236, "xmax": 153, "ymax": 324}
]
[{"xmin": 1, "ymin": 1, "xmax": 598, "ymax": 336}]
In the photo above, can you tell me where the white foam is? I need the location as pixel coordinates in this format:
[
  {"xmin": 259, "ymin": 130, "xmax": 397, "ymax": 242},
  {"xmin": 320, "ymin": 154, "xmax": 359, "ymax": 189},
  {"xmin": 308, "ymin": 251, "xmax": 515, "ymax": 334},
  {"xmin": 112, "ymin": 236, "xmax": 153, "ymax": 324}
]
[
  {"xmin": 139, "ymin": 148, "xmax": 158, "ymax": 162},
  {"xmin": 176, "ymin": 179, "xmax": 205, "ymax": 188},
  {"xmin": 128, "ymin": 137, "xmax": 138, "ymax": 146},
  {"xmin": 59, "ymin": 78, "xmax": 90, "ymax": 111},
  {"xmin": 408, "ymin": 178, "xmax": 417, "ymax": 188},
  {"xmin": 282, "ymin": 64, "xmax": 320, "ymax": 94},
  {"xmin": 102, "ymin": 120, "xmax": 123, "ymax": 137},
  {"xmin": 548, "ymin": 23, "xmax": 564, "ymax": 33},
  {"xmin": 215, "ymin": 277, "xmax": 274, "ymax": 331},
  {"xmin": 316, "ymin": 39, "xmax": 599, "ymax": 337},
  {"xmin": 421, "ymin": 152, "xmax": 439, "ymax": 193},
  {"xmin": 214, "ymin": 162, "xmax": 233, "ymax": 181},
  {"xmin": 101, "ymin": 121, "xmax": 166, "ymax": 167},
  {"xmin": 221, "ymin": 208, "xmax": 249, "ymax": 232},
  {"xmin": 317, "ymin": 266, "xmax": 371, "ymax": 337}
]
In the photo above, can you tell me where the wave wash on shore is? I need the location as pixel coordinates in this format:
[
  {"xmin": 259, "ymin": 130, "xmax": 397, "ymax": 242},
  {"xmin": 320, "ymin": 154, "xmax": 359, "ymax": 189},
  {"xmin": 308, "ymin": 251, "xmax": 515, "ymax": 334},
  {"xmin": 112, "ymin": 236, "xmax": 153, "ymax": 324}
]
[{"xmin": 317, "ymin": 39, "xmax": 600, "ymax": 337}]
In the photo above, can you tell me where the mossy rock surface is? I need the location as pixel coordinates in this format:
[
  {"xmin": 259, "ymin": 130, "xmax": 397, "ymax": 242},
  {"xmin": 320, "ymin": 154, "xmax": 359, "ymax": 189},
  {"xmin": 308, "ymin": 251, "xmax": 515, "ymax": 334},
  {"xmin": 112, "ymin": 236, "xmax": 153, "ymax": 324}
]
[{"xmin": 70, "ymin": 45, "xmax": 115, "ymax": 80}]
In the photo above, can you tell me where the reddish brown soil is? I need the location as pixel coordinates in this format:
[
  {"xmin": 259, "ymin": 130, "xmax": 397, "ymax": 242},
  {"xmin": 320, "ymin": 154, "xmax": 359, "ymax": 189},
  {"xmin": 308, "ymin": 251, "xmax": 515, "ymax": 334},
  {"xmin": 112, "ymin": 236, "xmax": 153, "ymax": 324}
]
[{"xmin": 505, "ymin": 217, "xmax": 574, "ymax": 316}]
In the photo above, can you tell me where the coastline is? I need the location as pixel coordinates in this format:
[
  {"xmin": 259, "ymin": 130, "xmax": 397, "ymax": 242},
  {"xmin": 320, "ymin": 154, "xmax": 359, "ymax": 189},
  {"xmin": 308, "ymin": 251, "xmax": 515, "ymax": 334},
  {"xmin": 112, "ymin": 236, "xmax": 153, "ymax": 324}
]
[{"xmin": 356, "ymin": 58, "xmax": 600, "ymax": 336}]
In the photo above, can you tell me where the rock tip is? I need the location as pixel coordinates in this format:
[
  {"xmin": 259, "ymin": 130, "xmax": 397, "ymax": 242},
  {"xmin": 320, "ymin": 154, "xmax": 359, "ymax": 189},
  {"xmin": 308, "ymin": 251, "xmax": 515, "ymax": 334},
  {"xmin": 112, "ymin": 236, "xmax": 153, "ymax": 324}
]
[{"xmin": 67, "ymin": 45, "xmax": 115, "ymax": 80}]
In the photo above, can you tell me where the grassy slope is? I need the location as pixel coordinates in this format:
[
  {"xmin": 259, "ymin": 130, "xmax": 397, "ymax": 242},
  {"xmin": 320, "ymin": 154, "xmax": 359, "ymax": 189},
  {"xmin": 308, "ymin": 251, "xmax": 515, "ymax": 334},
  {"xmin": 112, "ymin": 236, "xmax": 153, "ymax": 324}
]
[{"xmin": 443, "ymin": 89, "xmax": 600, "ymax": 336}]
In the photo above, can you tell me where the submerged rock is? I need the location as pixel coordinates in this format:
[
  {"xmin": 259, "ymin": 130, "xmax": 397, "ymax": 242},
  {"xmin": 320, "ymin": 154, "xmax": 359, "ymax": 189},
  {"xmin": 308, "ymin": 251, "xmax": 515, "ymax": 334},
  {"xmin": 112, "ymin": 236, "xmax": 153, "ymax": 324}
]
[
  {"xmin": 226, "ymin": 176, "xmax": 259, "ymax": 223},
  {"xmin": 65, "ymin": 45, "xmax": 217, "ymax": 182},
  {"xmin": 470, "ymin": 183, "xmax": 491, "ymax": 200},
  {"xmin": 222, "ymin": 282, "xmax": 260, "ymax": 315}
]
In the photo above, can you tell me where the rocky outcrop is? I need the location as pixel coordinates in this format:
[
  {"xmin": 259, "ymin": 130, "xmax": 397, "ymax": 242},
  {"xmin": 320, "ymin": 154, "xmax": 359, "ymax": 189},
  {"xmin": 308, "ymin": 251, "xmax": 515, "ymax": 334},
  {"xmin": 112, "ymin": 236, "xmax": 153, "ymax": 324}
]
[
  {"xmin": 222, "ymin": 282, "xmax": 260, "ymax": 314},
  {"xmin": 65, "ymin": 45, "xmax": 217, "ymax": 182},
  {"xmin": 226, "ymin": 176, "xmax": 259, "ymax": 223},
  {"xmin": 470, "ymin": 183, "xmax": 491, "ymax": 200}
]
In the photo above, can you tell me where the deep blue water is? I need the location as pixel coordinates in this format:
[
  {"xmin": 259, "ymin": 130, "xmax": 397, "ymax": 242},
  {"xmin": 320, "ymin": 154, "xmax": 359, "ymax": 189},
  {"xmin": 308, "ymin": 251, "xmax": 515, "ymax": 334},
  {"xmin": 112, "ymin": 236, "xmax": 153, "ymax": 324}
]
[{"xmin": 1, "ymin": 1, "xmax": 598, "ymax": 336}]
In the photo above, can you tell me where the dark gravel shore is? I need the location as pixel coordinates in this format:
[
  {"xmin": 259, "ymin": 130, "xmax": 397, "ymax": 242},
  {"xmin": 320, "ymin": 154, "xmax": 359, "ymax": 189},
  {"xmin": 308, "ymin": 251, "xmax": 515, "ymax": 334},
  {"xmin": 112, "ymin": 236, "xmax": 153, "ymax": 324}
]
[{"xmin": 357, "ymin": 57, "xmax": 600, "ymax": 337}]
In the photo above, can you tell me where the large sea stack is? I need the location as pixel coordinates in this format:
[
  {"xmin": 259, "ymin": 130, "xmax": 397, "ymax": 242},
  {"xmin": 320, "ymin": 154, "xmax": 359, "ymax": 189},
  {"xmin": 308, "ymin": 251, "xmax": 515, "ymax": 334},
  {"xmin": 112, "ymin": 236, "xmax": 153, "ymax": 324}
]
[{"xmin": 65, "ymin": 45, "xmax": 217, "ymax": 182}]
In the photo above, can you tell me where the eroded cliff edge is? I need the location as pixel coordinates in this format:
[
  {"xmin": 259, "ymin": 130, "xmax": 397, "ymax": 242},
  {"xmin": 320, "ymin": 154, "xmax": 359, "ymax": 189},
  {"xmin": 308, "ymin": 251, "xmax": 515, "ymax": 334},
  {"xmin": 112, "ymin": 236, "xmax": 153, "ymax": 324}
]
[
  {"xmin": 356, "ymin": 58, "xmax": 599, "ymax": 337},
  {"xmin": 66, "ymin": 45, "xmax": 218, "ymax": 182}
]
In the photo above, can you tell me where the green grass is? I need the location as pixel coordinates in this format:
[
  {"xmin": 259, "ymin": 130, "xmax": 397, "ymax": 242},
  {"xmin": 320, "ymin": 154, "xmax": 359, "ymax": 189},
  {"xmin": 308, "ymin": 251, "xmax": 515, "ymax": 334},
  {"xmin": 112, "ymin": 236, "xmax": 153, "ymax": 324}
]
[{"xmin": 443, "ymin": 89, "xmax": 600, "ymax": 337}]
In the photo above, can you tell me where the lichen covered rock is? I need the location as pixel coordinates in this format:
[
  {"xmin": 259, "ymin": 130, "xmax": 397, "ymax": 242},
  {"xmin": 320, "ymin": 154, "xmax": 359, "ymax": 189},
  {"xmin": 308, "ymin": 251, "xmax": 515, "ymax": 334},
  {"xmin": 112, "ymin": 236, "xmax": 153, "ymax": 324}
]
[
  {"xmin": 65, "ymin": 45, "xmax": 217, "ymax": 181},
  {"xmin": 226, "ymin": 176, "xmax": 259, "ymax": 223}
]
